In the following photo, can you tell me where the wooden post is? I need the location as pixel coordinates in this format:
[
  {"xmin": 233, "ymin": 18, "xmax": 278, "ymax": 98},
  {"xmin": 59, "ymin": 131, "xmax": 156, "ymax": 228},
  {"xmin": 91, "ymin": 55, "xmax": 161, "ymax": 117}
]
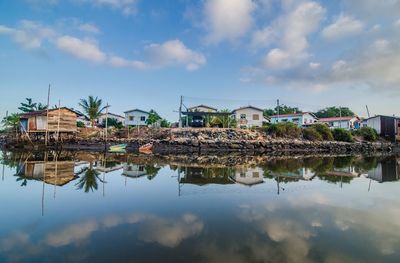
[
  {"xmin": 105, "ymin": 103, "xmax": 109, "ymax": 151},
  {"xmin": 56, "ymin": 100, "xmax": 61, "ymax": 142},
  {"xmin": 179, "ymin": 96, "xmax": 183, "ymax": 128},
  {"xmin": 45, "ymin": 85, "xmax": 50, "ymax": 146}
]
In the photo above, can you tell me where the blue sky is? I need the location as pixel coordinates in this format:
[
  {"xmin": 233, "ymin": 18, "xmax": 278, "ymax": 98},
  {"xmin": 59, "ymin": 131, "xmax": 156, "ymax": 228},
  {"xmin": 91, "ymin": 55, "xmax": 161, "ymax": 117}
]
[{"xmin": 1, "ymin": 0, "xmax": 400, "ymax": 122}]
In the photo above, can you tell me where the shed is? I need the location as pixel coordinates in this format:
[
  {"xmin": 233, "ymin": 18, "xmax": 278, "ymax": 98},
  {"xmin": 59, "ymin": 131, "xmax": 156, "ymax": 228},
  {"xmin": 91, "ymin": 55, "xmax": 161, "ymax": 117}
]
[
  {"xmin": 366, "ymin": 115, "xmax": 400, "ymax": 142},
  {"xmin": 20, "ymin": 108, "xmax": 78, "ymax": 133}
]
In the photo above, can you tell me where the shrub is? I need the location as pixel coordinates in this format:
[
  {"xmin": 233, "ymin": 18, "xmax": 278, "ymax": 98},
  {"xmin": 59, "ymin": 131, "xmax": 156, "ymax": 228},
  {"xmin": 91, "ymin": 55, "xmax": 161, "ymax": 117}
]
[
  {"xmin": 333, "ymin": 128, "xmax": 354, "ymax": 142},
  {"xmin": 303, "ymin": 128, "xmax": 323, "ymax": 141},
  {"xmin": 358, "ymin": 127, "xmax": 378, "ymax": 142},
  {"xmin": 77, "ymin": 121, "xmax": 85, "ymax": 128},
  {"xmin": 313, "ymin": 124, "xmax": 334, "ymax": 141},
  {"xmin": 264, "ymin": 123, "xmax": 301, "ymax": 138}
]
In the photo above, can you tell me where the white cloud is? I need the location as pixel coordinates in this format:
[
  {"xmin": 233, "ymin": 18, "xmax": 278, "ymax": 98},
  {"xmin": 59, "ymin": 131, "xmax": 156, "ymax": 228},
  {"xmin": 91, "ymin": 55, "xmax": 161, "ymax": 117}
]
[
  {"xmin": 251, "ymin": 26, "xmax": 275, "ymax": 48},
  {"xmin": 204, "ymin": 0, "xmax": 255, "ymax": 44},
  {"xmin": 109, "ymin": 55, "xmax": 147, "ymax": 69},
  {"xmin": 144, "ymin": 39, "xmax": 206, "ymax": 71},
  {"xmin": 309, "ymin": 62, "xmax": 320, "ymax": 69},
  {"xmin": 0, "ymin": 20, "xmax": 55, "ymax": 49},
  {"xmin": 78, "ymin": 23, "xmax": 101, "ymax": 34},
  {"xmin": 56, "ymin": 35, "xmax": 107, "ymax": 63},
  {"xmin": 263, "ymin": 1, "xmax": 326, "ymax": 69},
  {"xmin": 78, "ymin": 0, "xmax": 138, "ymax": 15},
  {"xmin": 394, "ymin": 19, "xmax": 400, "ymax": 28},
  {"xmin": 322, "ymin": 14, "xmax": 364, "ymax": 40},
  {"xmin": 46, "ymin": 220, "xmax": 98, "ymax": 247}
]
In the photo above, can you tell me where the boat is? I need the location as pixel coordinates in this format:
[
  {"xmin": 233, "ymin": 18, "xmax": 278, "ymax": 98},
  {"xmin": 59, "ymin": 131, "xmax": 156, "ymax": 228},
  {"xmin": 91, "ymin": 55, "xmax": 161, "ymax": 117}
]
[
  {"xmin": 139, "ymin": 143, "xmax": 153, "ymax": 154},
  {"xmin": 109, "ymin": 144, "xmax": 127, "ymax": 153}
]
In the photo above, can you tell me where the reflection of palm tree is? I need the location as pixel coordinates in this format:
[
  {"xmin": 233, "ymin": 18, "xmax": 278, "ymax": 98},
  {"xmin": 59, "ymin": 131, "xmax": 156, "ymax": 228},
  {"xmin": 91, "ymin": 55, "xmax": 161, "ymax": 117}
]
[{"xmin": 75, "ymin": 163, "xmax": 104, "ymax": 192}]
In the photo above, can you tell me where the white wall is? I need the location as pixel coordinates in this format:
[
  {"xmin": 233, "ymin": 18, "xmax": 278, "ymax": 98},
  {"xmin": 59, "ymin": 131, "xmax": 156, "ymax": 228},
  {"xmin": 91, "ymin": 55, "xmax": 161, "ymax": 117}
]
[
  {"xmin": 234, "ymin": 108, "xmax": 263, "ymax": 128},
  {"xmin": 125, "ymin": 111, "xmax": 149, "ymax": 126},
  {"xmin": 367, "ymin": 117, "xmax": 381, "ymax": 134}
]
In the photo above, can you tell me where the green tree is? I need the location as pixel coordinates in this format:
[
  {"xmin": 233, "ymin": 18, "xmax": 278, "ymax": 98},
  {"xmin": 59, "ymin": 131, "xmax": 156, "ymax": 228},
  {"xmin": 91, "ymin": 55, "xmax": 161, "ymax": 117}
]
[
  {"xmin": 209, "ymin": 109, "xmax": 236, "ymax": 128},
  {"xmin": 314, "ymin": 106, "xmax": 355, "ymax": 118},
  {"xmin": 105, "ymin": 118, "xmax": 124, "ymax": 129},
  {"xmin": 160, "ymin": 119, "xmax": 171, "ymax": 128},
  {"xmin": 78, "ymin": 96, "xmax": 106, "ymax": 127},
  {"xmin": 18, "ymin": 98, "xmax": 47, "ymax": 112},
  {"xmin": 263, "ymin": 104, "xmax": 302, "ymax": 117},
  {"xmin": 146, "ymin": 109, "xmax": 162, "ymax": 125},
  {"xmin": 2, "ymin": 113, "xmax": 20, "ymax": 130}
]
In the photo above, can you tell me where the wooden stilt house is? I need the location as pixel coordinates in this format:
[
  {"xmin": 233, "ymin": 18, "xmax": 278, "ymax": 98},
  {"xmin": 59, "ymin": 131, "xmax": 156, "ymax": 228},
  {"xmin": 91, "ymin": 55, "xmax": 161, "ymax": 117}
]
[{"xmin": 20, "ymin": 107, "xmax": 79, "ymax": 134}]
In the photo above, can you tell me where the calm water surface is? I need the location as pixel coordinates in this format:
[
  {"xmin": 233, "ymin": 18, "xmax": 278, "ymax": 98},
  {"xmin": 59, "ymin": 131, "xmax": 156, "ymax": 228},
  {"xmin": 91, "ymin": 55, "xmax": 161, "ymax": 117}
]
[{"xmin": 0, "ymin": 151, "xmax": 400, "ymax": 263}]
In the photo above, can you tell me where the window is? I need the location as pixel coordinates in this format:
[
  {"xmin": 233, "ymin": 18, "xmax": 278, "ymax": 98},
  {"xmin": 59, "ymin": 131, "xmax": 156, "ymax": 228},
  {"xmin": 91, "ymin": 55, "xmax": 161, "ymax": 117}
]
[
  {"xmin": 240, "ymin": 114, "xmax": 246, "ymax": 119},
  {"xmin": 252, "ymin": 172, "xmax": 259, "ymax": 178},
  {"xmin": 240, "ymin": 172, "xmax": 246, "ymax": 177},
  {"xmin": 140, "ymin": 116, "xmax": 146, "ymax": 121},
  {"xmin": 129, "ymin": 116, "xmax": 134, "ymax": 121},
  {"xmin": 253, "ymin": 114, "xmax": 259, "ymax": 120}
]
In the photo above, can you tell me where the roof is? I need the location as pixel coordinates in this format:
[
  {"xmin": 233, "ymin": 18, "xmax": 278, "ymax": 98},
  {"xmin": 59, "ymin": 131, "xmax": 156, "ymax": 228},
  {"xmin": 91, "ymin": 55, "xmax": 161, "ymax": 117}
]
[
  {"xmin": 124, "ymin": 109, "xmax": 150, "ymax": 114},
  {"xmin": 100, "ymin": 112, "xmax": 124, "ymax": 119},
  {"xmin": 270, "ymin": 112, "xmax": 318, "ymax": 119},
  {"xmin": 188, "ymin": 104, "xmax": 218, "ymax": 111},
  {"xmin": 232, "ymin": 105, "xmax": 264, "ymax": 113},
  {"xmin": 366, "ymin": 115, "xmax": 400, "ymax": 121},
  {"xmin": 20, "ymin": 107, "xmax": 80, "ymax": 118},
  {"xmin": 319, "ymin": 116, "xmax": 359, "ymax": 122}
]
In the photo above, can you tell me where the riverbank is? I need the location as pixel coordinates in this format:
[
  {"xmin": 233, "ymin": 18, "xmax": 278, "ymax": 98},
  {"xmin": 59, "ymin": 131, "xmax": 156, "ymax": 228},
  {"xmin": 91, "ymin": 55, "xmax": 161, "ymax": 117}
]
[{"xmin": 1, "ymin": 128, "xmax": 394, "ymax": 154}]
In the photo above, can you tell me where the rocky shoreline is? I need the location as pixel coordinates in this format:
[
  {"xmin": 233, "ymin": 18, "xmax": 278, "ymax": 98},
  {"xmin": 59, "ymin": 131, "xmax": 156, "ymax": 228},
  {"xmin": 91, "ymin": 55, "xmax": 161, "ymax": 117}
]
[{"xmin": 1, "ymin": 128, "xmax": 394, "ymax": 155}]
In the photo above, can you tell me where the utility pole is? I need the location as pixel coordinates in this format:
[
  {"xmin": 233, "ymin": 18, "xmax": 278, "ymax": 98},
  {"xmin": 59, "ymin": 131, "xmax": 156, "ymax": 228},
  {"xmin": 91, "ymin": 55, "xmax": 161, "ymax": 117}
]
[
  {"xmin": 179, "ymin": 96, "xmax": 183, "ymax": 128},
  {"xmin": 366, "ymin": 105, "xmax": 370, "ymax": 118},
  {"xmin": 277, "ymin": 99, "xmax": 280, "ymax": 124},
  {"xmin": 105, "ymin": 103, "xmax": 109, "ymax": 151},
  {"xmin": 56, "ymin": 99, "xmax": 61, "ymax": 142}
]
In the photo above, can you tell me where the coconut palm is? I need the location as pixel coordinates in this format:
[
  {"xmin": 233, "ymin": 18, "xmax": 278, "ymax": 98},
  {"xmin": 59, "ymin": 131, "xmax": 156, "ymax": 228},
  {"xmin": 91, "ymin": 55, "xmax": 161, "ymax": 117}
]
[
  {"xmin": 75, "ymin": 163, "xmax": 104, "ymax": 193},
  {"xmin": 78, "ymin": 96, "xmax": 107, "ymax": 127}
]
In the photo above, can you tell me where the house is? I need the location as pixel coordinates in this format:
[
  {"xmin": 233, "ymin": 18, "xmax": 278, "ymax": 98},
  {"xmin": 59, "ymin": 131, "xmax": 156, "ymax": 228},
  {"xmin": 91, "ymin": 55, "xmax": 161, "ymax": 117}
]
[
  {"xmin": 365, "ymin": 115, "xmax": 400, "ymax": 142},
  {"xmin": 188, "ymin": 105, "xmax": 217, "ymax": 112},
  {"xmin": 319, "ymin": 116, "xmax": 361, "ymax": 130},
  {"xmin": 230, "ymin": 167, "xmax": 264, "ymax": 186},
  {"xmin": 270, "ymin": 112, "xmax": 318, "ymax": 126},
  {"xmin": 122, "ymin": 164, "xmax": 147, "ymax": 178},
  {"xmin": 232, "ymin": 106, "xmax": 264, "ymax": 128},
  {"xmin": 97, "ymin": 112, "xmax": 125, "ymax": 126},
  {"xmin": 124, "ymin": 109, "xmax": 150, "ymax": 126},
  {"xmin": 20, "ymin": 107, "xmax": 78, "ymax": 134}
]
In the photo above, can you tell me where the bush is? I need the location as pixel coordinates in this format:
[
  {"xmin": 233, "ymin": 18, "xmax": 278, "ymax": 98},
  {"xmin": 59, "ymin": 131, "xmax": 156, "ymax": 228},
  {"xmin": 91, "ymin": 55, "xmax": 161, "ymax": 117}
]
[
  {"xmin": 77, "ymin": 121, "xmax": 85, "ymax": 128},
  {"xmin": 312, "ymin": 124, "xmax": 334, "ymax": 141},
  {"xmin": 303, "ymin": 128, "xmax": 323, "ymax": 141},
  {"xmin": 333, "ymin": 128, "xmax": 354, "ymax": 142},
  {"xmin": 265, "ymin": 123, "xmax": 302, "ymax": 138},
  {"xmin": 357, "ymin": 127, "xmax": 378, "ymax": 142}
]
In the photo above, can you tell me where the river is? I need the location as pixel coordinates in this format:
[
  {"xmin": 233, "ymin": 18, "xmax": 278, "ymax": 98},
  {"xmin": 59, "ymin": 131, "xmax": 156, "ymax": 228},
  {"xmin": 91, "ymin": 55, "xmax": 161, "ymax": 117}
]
[{"xmin": 0, "ymin": 151, "xmax": 399, "ymax": 263}]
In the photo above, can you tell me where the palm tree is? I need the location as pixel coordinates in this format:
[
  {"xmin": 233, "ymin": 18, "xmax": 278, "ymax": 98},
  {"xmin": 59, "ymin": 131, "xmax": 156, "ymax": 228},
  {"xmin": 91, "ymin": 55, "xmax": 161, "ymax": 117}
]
[
  {"xmin": 75, "ymin": 162, "xmax": 105, "ymax": 193},
  {"xmin": 78, "ymin": 96, "xmax": 106, "ymax": 127},
  {"xmin": 18, "ymin": 98, "xmax": 48, "ymax": 112}
]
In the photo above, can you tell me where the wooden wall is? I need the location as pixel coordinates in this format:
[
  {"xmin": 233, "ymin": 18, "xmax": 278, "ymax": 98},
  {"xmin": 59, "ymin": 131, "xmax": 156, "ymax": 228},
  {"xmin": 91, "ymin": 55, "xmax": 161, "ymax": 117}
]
[{"xmin": 47, "ymin": 109, "xmax": 77, "ymax": 132}]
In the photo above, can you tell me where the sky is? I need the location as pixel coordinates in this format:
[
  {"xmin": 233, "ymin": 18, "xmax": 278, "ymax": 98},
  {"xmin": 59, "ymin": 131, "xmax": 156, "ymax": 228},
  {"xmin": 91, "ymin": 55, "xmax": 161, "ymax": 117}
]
[{"xmin": 0, "ymin": 0, "xmax": 400, "ymax": 122}]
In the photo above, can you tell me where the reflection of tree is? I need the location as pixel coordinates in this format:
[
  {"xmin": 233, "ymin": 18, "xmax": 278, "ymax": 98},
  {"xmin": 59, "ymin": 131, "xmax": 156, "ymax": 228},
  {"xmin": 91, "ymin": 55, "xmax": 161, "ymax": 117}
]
[
  {"xmin": 145, "ymin": 166, "xmax": 161, "ymax": 180},
  {"xmin": 75, "ymin": 163, "xmax": 104, "ymax": 192}
]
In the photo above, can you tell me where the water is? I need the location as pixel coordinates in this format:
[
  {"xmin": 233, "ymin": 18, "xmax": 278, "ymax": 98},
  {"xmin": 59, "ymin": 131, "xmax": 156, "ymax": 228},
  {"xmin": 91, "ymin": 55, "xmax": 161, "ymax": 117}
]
[{"xmin": 1, "ymin": 151, "xmax": 400, "ymax": 263}]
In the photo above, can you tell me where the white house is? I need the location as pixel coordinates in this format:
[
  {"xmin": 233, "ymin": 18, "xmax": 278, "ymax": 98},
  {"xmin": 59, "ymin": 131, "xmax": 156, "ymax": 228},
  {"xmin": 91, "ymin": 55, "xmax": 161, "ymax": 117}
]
[
  {"xmin": 124, "ymin": 109, "xmax": 150, "ymax": 126},
  {"xmin": 188, "ymin": 104, "xmax": 217, "ymax": 112},
  {"xmin": 122, "ymin": 164, "xmax": 147, "ymax": 178},
  {"xmin": 318, "ymin": 116, "xmax": 361, "ymax": 130},
  {"xmin": 270, "ymin": 112, "xmax": 318, "ymax": 127},
  {"xmin": 97, "ymin": 112, "xmax": 125, "ymax": 126},
  {"xmin": 230, "ymin": 167, "xmax": 264, "ymax": 186},
  {"xmin": 232, "ymin": 106, "xmax": 264, "ymax": 128}
]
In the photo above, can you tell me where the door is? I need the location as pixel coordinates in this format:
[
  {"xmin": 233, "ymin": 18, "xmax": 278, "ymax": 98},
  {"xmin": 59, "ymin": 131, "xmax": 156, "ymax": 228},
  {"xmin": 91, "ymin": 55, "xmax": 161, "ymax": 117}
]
[{"xmin": 28, "ymin": 117, "xmax": 36, "ymax": 131}]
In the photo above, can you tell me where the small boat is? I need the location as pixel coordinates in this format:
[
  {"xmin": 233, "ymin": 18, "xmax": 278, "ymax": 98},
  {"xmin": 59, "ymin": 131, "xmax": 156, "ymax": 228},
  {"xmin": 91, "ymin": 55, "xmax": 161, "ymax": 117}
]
[
  {"xmin": 139, "ymin": 143, "xmax": 153, "ymax": 154},
  {"xmin": 109, "ymin": 144, "xmax": 127, "ymax": 153}
]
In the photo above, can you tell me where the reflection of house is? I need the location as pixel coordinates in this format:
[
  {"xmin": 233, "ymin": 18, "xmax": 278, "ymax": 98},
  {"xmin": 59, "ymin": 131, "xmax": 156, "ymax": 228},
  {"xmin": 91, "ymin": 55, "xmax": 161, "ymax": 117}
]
[
  {"xmin": 230, "ymin": 167, "xmax": 264, "ymax": 186},
  {"xmin": 367, "ymin": 158, "xmax": 399, "ymax": 183},
  {"xmin": 179, "ymin": 167, "xmax": 235, "ymax": 185},
  {"xmin": 17, "ymin": 161, "xmax": 77, "ymax": 186},
  {"xmin": 325, "ymin": 166, "xmax": 359, "ymax": 177},
  {"xmin": 95, "ymin": 163, "xmax": 123, "ymax": 173},
  {"xmin": 366, "ymin": 115, "xmax": 400, "ymax": 142},
  {"xmin": 319, "ymin": 116, "xmax": 361, "ymax": 130},
  {"xmin": 124, "ymin": 109, "xmax": 150, "ymax": 126},
  {"xmin": 122, "ymin": 164, "xmax": 147, "ymax": 178},
  {"xmin": 20, "ymin": 107, "xmax": 78, "ymax": 134},
  {"xmin": 232, "ymin": 106, "xmax": 264, "ymax": 128},
  {"xmin": 270, "ymin": 112, "xmax": 318, "ymax": 127}
]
